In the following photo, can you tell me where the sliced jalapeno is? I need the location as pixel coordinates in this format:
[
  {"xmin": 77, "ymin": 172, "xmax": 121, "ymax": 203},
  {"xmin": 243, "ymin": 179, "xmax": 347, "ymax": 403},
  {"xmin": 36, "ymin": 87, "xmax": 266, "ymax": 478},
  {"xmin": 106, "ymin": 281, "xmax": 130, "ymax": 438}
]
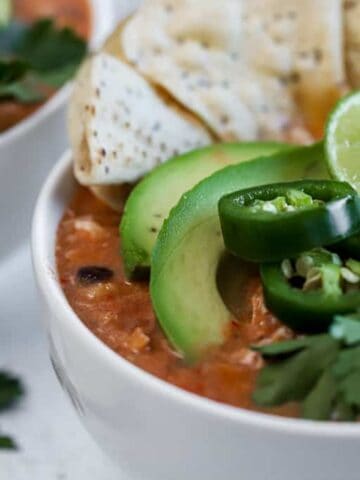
[
  {"xmin": 335, "ymin": 234, "xmax": 360, "ymax": 260},
  {"xmin": 218, "ymin": 180, "xmax": 360, "ymax": 263},
  {"xmin": 261, "ymin": 248, "xmax": 360, "ymax": 332}
]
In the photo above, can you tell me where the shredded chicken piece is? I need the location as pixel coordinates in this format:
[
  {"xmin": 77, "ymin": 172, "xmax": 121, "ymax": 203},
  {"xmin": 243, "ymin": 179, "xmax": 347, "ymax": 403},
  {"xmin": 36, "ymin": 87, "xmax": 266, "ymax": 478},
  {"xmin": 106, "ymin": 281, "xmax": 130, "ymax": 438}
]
[
  {"xmin": 81, "ymin": 282, "xmax": 118, "ymax": 300},
  {"xmin": 228, "ymin": 348, "xmax": 264, "ymax": 369},
  {"xmin": 73, "ymin": 216, "xmax": 106, "ymax": 237},
  {"xmin": 126, "ymin": 328, "xmax": 150, "ymax": 354}
]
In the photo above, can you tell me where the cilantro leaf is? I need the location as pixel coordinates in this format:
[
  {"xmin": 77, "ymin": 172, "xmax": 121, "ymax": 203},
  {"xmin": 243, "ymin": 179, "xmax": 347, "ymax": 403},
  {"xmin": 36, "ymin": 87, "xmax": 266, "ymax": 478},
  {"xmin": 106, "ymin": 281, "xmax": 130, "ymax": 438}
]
[
  {"xmin": 332, "ymin": 398, "xmax": 356, "ymax": 421},
  {"xmin": 0, "ymin": 60, "xmax": 44, "ymax": 102},
  {"xmin": 253, "ymin": 335, "xmax": 339, "ymax": 407},
  {"xmin": 338, "ymin": 370, "xmax": 360, "ymax": 408},
  {"xmin": 0, "ymin": 435, "xmax": 17, "ymax": 450},
  {"xmin": 332, "ymin": 340, "xmax": 360, "ymax": 412},
  {"xmin": 0, "ymin": 74, "xmax": 44, "ymax": 102},
  {"xmin": 0, "ymin": 371, "xmax": 24, "ymax": 410},
  {"xmin": 34, "ymin": 62, "xmax": 82, "ymax": 88},
  {"xmin": 330, "ymin": 313, "xmax": 360, "ymax": 346},
  {"xmin": 14, "ymin": 19, "xmax": 86, "ymax": 73},
  {"xmin": 333, "ymin": 346, "xmax": 360, "ymax": 377},
  {"xmin": 0, "ymin": 59, "xmax": 27, "ymax": 83},
  {"xmin": 302, "ymin": 369, "xmax": 337, "ymax": 420},
  {"xmin": 0, "ymin": 371, "xmax": 24, "ymax": 450},
  {"xmin": 0, "ymin": 18, "xmax": 86, "ymax": 103},
  {"xmin": 254, "ymin": 314, "xmax": 360, "ymax": 421},
  {"xmin": 253, "ymin": 337, "xmax": 312, "ymax": 357}
]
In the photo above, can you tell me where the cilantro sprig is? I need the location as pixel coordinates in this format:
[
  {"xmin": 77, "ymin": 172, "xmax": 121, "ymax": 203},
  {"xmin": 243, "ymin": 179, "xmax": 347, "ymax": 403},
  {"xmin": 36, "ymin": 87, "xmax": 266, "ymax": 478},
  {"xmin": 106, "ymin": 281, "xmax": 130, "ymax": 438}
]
[
  {"xmin": 0, "ymin": 17, "xmax": 87, "ymax": 103},
  {"xmin": 0, "ymin": 435, "xmax": 17, "ymax": 449},
  {"xmin": 0, "ymin": 371, "xmax": 24, "ymax": 449},
  {"xmin": 253, "ymin": 313, "xmax": 360, "ymax": 421}
]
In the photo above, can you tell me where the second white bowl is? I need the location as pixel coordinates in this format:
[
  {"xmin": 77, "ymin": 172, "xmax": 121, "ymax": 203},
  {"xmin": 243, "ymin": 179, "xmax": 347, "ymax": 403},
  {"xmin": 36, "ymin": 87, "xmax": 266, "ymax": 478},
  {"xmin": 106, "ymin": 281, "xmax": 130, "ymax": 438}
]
[{"xmin": 0, "ymin": 0, "xmax": 115, "ymax": 260}]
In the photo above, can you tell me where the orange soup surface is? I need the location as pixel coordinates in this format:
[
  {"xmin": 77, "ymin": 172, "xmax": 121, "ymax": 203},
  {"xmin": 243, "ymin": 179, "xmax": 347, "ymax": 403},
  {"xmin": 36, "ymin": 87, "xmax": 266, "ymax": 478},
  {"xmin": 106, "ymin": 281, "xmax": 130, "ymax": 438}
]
[{"xmin": 56, "ymin": 186, "xmax": 299, "ymax": 417}]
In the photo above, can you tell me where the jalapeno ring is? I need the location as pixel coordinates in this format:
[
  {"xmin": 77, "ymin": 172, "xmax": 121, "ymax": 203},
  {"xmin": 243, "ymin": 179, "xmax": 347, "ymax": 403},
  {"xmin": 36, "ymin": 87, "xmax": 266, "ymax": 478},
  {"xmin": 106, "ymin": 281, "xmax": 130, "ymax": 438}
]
[
  {"xmin": 261, "ymin": 254, "xmax": 360, "ymax": 332},
  {"xmin": 218, "ymin": 180, "xmax": 360, "ymax": 263}
]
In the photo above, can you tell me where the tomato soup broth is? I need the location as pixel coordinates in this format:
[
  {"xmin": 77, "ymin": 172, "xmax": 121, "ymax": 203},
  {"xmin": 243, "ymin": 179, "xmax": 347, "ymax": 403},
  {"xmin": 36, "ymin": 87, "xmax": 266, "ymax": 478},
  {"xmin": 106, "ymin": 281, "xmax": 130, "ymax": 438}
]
[{"xmin": 56, "ymin": 186, "xmax": 298, "ymax": 417}]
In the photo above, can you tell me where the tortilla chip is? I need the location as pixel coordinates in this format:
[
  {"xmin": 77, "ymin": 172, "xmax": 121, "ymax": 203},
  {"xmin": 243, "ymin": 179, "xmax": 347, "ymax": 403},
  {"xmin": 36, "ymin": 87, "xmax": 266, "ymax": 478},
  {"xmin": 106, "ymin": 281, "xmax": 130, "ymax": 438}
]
[
  {"xmin": 122, "ymin": 0, "xmax": 346, "ymax": 140},
  {"xmin": 344, "ymin": 0, "xmax": 360, "ymax": 87},
  {"xmin": 68, "ymin": 52, "xmax": 211, "ymax": 186},
  {"xmin": 89, "ymin": 184, "xmax": 131, "ymax": 212}
]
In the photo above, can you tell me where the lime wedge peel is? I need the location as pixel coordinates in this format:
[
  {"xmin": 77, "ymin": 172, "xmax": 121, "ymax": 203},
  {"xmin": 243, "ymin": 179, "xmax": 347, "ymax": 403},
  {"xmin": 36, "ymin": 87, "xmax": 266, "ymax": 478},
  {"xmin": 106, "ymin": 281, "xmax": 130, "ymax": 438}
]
[{"xmin": 325, "ymin": 90, "xmax": 360, "ymax": 193}]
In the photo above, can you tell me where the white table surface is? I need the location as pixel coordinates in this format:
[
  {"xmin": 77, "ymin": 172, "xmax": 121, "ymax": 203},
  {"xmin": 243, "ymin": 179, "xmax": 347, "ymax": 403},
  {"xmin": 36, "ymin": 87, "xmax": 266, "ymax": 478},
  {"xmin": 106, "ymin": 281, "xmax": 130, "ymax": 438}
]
[
  {"xmin": 0, "ymin": 246, "xmax": 122, "ymax": 479},
  {"xmin": 0, "ymin": 1, "xmax": 142, "ymax": 478}
]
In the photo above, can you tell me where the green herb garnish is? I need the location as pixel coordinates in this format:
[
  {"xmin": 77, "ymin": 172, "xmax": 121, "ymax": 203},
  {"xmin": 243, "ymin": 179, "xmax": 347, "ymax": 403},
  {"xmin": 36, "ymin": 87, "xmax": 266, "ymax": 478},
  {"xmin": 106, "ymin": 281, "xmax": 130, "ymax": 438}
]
[
  {"xmin": 0, "ymin": 370, "xmax": 24, "ymax": 449},
  {"xmin": 0, "ymin": 60, "xmax": 43, "ymax": 101},
  {"xmin": 0, "ymin": 371, "xmax": 23, "ymax": 409},
  {"xmin": 253, "ymin": 335, "xmax": 339, "ymax": 410},
  {"xmin": 14, "ymin": 19, "xmax": 87, "ymax": 84},
  {"xmin": 253, "ymin": 313, "xmax": 360, "ymax": 421},
  {"xmin": 0, "ymin": 435, "xmax": 17, "ymax": 450},
  {"xmin": 331, "ymin": 313, "xmax": 360, "ymax": 345},
  {"xmin": 0, "ymin": 18, "xmax": 86, "ymax": 102}
]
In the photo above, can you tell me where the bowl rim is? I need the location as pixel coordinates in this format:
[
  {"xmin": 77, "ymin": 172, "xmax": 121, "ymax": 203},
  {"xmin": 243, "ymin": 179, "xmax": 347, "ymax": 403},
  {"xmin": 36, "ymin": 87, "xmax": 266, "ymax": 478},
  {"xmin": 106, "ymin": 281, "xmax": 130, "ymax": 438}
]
[
  {"xmin": 0, "ymin": 0, "xmax": 115, "ymax": 147},
  {"xmin": 32, "ymin": 150, "xmax": 360, "ymax": 439}
]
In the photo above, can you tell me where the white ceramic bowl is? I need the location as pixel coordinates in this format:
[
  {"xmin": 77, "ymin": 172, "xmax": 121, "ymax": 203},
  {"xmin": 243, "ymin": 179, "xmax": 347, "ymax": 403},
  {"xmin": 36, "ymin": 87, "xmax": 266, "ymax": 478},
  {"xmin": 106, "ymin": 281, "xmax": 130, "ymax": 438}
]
[
  {"xmin": 32, "ymin": 151, "xmax": 360, "ymax": 480},
  {"xmin": 0, "ymin": 0, "xmax": 115, "ymax": 260}
]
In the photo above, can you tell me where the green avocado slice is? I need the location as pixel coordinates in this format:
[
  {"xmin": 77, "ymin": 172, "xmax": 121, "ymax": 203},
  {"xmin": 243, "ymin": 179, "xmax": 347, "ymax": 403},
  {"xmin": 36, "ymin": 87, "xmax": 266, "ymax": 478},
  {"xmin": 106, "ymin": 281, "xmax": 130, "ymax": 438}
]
[
  {"xmin": 150, "ymin": 143, "xmax": 328, "ymax": 362},
  {"xmin": 120, "ymin": 142, "xmax": 290, "ymax": 278}
]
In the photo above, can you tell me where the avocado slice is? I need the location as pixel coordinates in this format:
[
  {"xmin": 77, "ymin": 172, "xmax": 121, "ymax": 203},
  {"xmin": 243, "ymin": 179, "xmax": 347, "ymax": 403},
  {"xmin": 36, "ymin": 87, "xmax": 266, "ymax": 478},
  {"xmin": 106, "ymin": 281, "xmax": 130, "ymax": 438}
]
[
  {"xmin": 121, "ymin": 142, "xmax": 290, "ymax": 278},
  {"xmin": 150, "ymin": 143, "xmax": 328, "ymax": 362}
]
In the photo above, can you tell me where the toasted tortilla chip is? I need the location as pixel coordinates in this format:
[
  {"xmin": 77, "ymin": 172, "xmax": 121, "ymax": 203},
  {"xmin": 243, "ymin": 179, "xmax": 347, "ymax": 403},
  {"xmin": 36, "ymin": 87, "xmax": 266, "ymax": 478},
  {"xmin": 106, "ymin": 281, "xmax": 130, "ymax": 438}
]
[
  {"xmin": 89, "ymin": 184, "xmax": 131, "ymax": 212},
  {"xmin": 122, "ymin": 0, "xmax": 346, "ymax": 140},
  {"xmin": 344, "ymin": 0, "xmax": 360, "ymax": 87},
  {"xmin": 69, "ymin": 52, "xmax": 211, "ymax": 186},
  {"xmin": 68, "ymin": 16, "xmax": 212, "ymax": 189}
]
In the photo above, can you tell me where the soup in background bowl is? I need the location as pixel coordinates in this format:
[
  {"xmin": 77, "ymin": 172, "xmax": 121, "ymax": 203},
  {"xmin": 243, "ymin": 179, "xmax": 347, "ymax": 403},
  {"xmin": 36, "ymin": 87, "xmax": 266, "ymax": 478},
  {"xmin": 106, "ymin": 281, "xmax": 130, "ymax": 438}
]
[{"xmin": 0, "ymin": 0, "xmax": 92, "ymax": 132}]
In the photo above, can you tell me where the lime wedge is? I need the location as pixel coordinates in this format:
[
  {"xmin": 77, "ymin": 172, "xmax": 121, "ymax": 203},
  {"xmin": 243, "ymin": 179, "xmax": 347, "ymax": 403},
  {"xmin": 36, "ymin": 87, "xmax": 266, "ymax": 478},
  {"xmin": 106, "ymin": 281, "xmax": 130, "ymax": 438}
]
[{"xmin": 325, "ymin": 91, "xmax": 360, "ymax": 192}]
